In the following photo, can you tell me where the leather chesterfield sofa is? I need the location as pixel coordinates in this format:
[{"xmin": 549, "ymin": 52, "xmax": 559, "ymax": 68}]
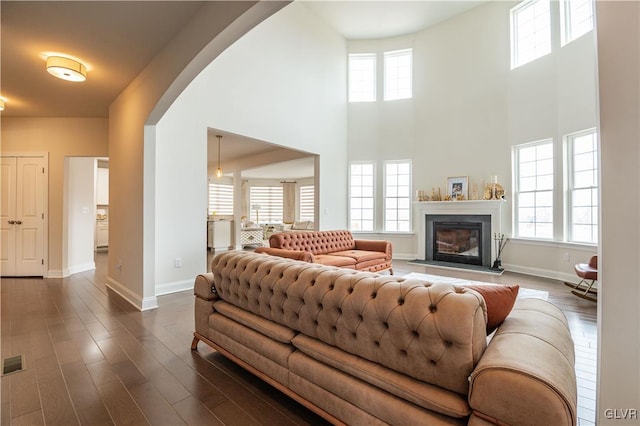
[
  {"xmin": 255, "ymin": 229, "xmax": 393, "ymax": 274},
  {"xmin": 192, "ymin": 251, "xmax": 577, "ymax": 425}
]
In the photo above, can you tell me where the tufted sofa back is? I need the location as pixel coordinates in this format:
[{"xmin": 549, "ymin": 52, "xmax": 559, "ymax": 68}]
[
  {"xmin": 211, "ymin": 251, "xmax": 488, "ymax": 395},
  {"xmin": 268, "ymin": 230, "xmax": 356, "ymax": 255}
]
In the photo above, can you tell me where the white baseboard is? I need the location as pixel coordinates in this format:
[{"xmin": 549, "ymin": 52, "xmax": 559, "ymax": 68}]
[
  {"xmin": 393, "ymin": 252, "xmax": 418, "ymax": 261},
  {"xmin": 502, "ymin": 263, "xmax": 577, "ymax": 284},
  {"xmin": 155, "ymin": 279, "xmax": 193, "ymax": 296},
  {"xmin": 64, "ymin": 262, "xmax": 96, "ymax": 277},
  {"xmin": 105, "ymin": 276, "xmax": 159, "ymax": 311},
  {"xmin": 46, "ymin": 269, "xmax": 64, "ymax": 278}
]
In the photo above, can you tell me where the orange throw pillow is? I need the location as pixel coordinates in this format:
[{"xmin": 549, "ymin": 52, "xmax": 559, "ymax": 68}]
[{"xmin": 463, "ymin": 284, "xmax": 520, "ymax": 334}]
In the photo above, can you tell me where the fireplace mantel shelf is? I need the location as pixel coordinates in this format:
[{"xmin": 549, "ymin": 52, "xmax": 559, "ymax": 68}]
[{"xmin": 413, "ymin": 200, "xmax": 506, "ymax": 205}]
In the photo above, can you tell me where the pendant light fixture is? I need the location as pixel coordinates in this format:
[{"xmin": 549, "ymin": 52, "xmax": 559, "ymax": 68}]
[
  {"xmin": 46, "ymin": 56, "xmax": 87, "ymax": 82},
  {"xmin": 215, "ymin": 135, "xmax": 223, "ymax": 178}
]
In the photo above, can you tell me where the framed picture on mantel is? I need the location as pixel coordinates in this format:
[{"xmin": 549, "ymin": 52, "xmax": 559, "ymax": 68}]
[{"xmin": 447, "ymin": 176, "xmax": 468, "ymax": 200}]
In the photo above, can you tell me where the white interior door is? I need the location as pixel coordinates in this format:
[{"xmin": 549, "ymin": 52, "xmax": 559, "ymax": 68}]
[
  {"xmin": 1, "ymin": 156, "xmax": 46, "ymax": 276},
  {"xmin": 0, "ymin": 158, "xmax": 17, "ymax": 275}
]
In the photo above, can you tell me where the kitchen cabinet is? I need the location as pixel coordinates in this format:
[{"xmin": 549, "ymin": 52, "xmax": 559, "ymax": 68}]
[
  {"xmin": 96, "ymin": 221, "xmax": 108, "ymax": 250},
  {"xmin": 96, "ymin": 167, "xmax": 109, "ymax": 205},
  {"xmin": 208, "ymin": 220, "xmax": 233, "ymax": 251}
]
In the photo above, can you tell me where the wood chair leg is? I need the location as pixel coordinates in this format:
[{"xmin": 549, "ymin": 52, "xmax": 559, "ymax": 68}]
[
  {"xmin": 571, "ymin": 280, "xmax": 598, "ymax": 302},
  {"xmin": 191, "ymin": 335, "xmax": 200, "ymax": 350}
]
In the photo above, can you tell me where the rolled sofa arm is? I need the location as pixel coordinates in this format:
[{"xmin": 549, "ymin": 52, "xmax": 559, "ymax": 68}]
[
  {"xmin": 194, "ymin": 273, "xmax": 218, "ymax": 301},
  {"xmin": 354, "ymin": 239, "xmax": 392, "ymax": 259},
  {"xmin": 255, "ymin": 247, "xmax": 314, "ymax": 262},
  {"xmin": 194, "ymin": 273, "xmax": 219, "ymax": 337},
  {"xmin": 468, "ymin": 298, "xmax": 577, "ymax": 426}
]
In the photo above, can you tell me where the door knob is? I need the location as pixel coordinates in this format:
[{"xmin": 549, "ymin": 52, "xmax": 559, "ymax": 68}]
[
  {"xmin": 15, "ymin": 220, "xmax": 22, "ymax": 225},
  {"xmin": 8, "ymin": 220, "xmax": 15, "ymax": 224}
]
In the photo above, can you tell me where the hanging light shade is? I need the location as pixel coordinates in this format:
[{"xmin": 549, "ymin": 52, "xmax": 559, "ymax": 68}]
[
  {"xmin": 46, "ymin": 56, "xmax": 87, "ymax": 82},
  {"xmin": 215, "ymin": 135, "xmax": 223, "ymax": 178}
]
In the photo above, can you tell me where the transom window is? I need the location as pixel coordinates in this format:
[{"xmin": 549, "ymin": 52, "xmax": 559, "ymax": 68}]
[
  {"xmin": 349, "ymin": 162, "xmax": 375, "ymax": 231},
  {"xmin": 384, "ymin": 49, "xmax": 412, "ymax": 101},
  {"xmin": 384, "ymin": 161, "xmax": 411, "ymax": 232},
  {"xmin": 560, "ymin": 0, "xmax": 593, "ymax": 45},
  {"xmin": 568, "ymin": 129, "xmax": 598, "ymax": 243},
  {"xmin": 348, "ymin": 53, "xmax": 376, "ymax": 102},
  {"xmin": 511, "ymin": 0, "xmax": 551, "ymax": 69},
  {"xmin": 513, "ymin": 140, "xmax": 554, "ymax": 239}
]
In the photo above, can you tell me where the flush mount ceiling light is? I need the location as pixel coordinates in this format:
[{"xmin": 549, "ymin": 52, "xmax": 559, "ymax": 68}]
[
  {"xmin": 46, "ymin": 56, "xmax": 87, "ymax": 82},
  {"xmin": 215, "ymin": 135, "xmax": 223, "ymax": 178}
]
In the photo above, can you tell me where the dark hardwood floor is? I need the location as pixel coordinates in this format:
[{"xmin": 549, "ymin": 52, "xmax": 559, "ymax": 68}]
[{"xmin": 1, "ymin": 252, "xmax": 596, "ymax": 425}]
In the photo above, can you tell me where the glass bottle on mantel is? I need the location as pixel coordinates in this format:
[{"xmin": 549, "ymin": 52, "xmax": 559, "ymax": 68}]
[{"xmin": 471, "ymin": 182, "xmax": 479, "ymax": 200}]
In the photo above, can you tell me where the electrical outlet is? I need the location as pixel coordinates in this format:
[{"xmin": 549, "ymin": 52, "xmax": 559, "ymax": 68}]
[
  {"xmin": 563, "ymin": 253, "xmax": 570, "ymax": 261},
  {"xmin": 175, "ymin": 257, "xmax": 182, "ymax": 268}
]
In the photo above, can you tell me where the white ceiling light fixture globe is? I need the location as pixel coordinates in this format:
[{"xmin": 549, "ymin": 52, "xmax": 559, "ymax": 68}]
[{"xmin": 46, "ymin": 56, "xmax": 87, "ymax": 82}]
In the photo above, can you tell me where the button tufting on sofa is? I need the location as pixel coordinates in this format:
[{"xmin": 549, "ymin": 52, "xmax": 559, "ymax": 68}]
[{"xmin": 193, "ymin": 251, "xmax": 578, "ymax": 426}]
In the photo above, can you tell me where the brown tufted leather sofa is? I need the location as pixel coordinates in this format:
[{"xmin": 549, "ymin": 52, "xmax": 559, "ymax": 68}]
[
  {"xmin": 255, "ymin": 230, "xmax": 393, "ymax": 274},
  {"xmin": 192, "ymin": 251, "xmax": 577, "ymax": 425}
]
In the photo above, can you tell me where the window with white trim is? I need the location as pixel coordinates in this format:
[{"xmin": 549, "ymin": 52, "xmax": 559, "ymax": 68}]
[
  {"xmin": 384, "ymin": 161, "xmax": 411, "ymax": 232},
  {"xmin": 513, "ymin": 140, "xmax": 554, "ymax": 239},
  {"xmin": 208, "ymin": 183, "xmax": 233, "ymax": 215},
  {"xmin": 349, "ymin": 162, "xmax": 375, "ymax": 232},
  {"xmin": 348, "ymin": 53, "xmax": 376, "ymax": 102},
  {"xmin": 249, "ymin": 186, "xmax": 283, "ymax": 224},
  {"xmin": 384, "ymin": 49, "xmax": 412, "ymax": 101},
  {"xmin": 560, "ymin": 0, "xmax": 593, "ymax": 45},
  {"xmin": 299, "ymin": 185, "xmax": 314, "ymax": 222},
  {"xmin": 568, "ymin": 129, "xmax": 598, "ymax": 243},
  {"xmin": 510, "ymin": 0, "xmax": 551, "ymax": 69}
]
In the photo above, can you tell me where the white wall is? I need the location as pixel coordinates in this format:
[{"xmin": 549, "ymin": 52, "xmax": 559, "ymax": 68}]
[
  {"xmin": 107, "ymin": 2, "xmax": 283, "ymax": 310},
  {"xmin": 347, "ymin": 1, "xmax": 598, "ymax": 280},
  {"xmin": 595, "ymin": 1, "xmax": 640, "ymax": 422},
  {"xmin": 63, "ymin": 157, "xmax": 96, "ymax": 276},
  {"xmin": 154, "ymin": 2, "xmax": 347, "ymax": 295}
]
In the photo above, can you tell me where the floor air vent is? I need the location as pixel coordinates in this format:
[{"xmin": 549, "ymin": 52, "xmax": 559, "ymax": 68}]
[{"xmin": 2, "ymin": 355, "xmax": 25, "ymax": 376}]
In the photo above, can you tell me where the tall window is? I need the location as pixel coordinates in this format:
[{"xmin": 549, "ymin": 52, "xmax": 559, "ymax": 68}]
[
  {"xmin": 511, "ymin": 0, "xmax": 551, "ymax": 69},
  {"xmin": 568, "ymin": 129, "xmax": 598, "ymax": 243},
  {"xmin": 560, "ymin": 0, "xmax": 593, "ymax": 45},
  {"xmin": 384, "ymin": 49, "xmax": 412, "ymax": 101},
  {"xmin": 514, "ymin": 140, "xmax": 554, "ymax": 239},
  {"xmin": 349, "ymin": 162, "xmax": 375, "ymax": 231},
  {"xmin": 208, "ymin": 183, "xmax": 233, "ymax": 215},
  {"xmin": 384, "ymin": 161, "xmax": 411, "ymax": 232},
  {"xmin": 299, "ymin": 185, "xmax": 315, "ymax": 222},
  {"xmin": 249, "ymin": 186, "xmax": 283, "ymax": 224},
  {"xmin": 348, "ymin": 53, "xmax": 376, "ymax": 102}
]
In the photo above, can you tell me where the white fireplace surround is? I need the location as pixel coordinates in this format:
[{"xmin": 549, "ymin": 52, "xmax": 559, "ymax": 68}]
[{"xmin": 416, "ymin": 200, "xmax": 506, "ymax": 263}]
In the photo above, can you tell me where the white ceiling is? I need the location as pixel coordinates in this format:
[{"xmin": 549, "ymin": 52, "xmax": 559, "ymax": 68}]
[{"xmin": 301, "ymin": 1, "xmax": 484, "ymax": 40}]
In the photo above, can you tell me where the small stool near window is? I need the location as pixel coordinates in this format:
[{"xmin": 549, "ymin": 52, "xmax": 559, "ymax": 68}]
[{"xmin": 565, "ymin": 255, "xmax": 598, "ymax": 302}]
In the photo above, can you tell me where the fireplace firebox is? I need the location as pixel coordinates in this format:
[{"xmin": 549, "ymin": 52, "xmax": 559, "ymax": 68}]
[
  {"xmin": 426, "ymin": 214, "xmax": 492, "ymax": 267},
  {"xmin": 434, "ymin": 222, "xmax": 482, "ymax": 265}
]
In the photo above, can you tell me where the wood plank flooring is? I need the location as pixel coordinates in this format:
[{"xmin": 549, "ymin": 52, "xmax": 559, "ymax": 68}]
[{"xmin": 1, "ymin": 252, "xmax": 597, "ymax": 425}]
